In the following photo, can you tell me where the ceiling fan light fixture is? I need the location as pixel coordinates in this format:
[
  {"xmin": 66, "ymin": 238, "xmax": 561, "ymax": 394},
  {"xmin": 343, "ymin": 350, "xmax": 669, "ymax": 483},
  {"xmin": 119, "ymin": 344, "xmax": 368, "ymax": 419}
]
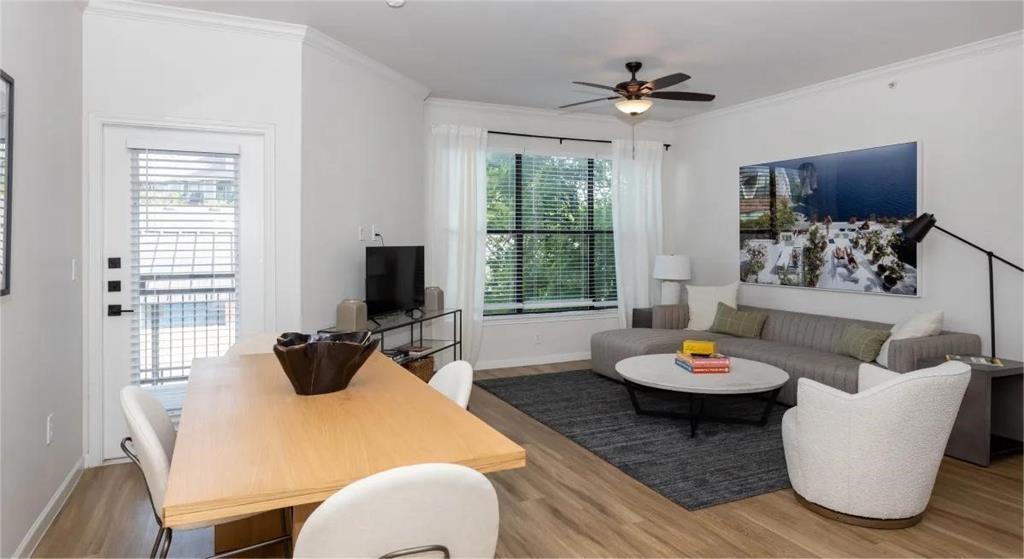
[{"xmin": 615, "ymin": 98, "xmax": 652, "ymax": 115}]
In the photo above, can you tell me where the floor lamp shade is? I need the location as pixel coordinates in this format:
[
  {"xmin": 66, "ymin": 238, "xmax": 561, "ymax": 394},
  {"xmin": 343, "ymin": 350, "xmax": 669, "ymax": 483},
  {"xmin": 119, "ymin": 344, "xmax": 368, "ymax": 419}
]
[
  {"xmin": 653, "ymin": 255, "xmax": 691, "ymax": 305},
  {"xmin": 902, "ymin": 212, "xmax": 937, "ymax": 242}
]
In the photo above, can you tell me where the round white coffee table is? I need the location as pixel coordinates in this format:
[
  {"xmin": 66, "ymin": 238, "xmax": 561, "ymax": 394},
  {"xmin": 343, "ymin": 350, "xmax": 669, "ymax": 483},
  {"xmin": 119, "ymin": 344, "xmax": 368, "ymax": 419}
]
[{"xmin": 615, "ymin": 354, "xmax": 790, "ymax": 437}]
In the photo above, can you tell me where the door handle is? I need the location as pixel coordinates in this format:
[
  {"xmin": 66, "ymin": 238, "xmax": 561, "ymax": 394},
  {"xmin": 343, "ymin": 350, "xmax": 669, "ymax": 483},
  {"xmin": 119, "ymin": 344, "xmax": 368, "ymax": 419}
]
[{"xmin": 107, "ymin": 304, "xmax": 135, "ymax": 317}]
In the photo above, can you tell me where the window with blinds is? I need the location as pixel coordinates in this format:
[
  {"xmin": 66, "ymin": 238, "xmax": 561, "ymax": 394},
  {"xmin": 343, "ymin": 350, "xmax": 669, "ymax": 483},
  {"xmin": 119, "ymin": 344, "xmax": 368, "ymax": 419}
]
[
  {"xmin": 485, "ymin": 152, "xmax": 617, "ymax": 315},
  {"xmin": 130, "ymin": 148, "xmax": 240, "ymax": 388}
]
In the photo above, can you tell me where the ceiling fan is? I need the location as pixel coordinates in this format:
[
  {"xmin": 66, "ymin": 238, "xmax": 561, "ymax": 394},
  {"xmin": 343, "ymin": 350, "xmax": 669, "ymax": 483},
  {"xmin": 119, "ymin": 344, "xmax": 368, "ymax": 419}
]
[{"xmin": 560, "ymin": 61, "xmax": 715, "ymax": 115}]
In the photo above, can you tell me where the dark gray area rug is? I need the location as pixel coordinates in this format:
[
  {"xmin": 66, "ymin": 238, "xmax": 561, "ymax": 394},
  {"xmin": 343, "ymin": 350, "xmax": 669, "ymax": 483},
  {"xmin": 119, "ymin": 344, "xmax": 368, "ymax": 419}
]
[{"xmin": 476, "ymin": 370, "xmax": 791, "ymax": 510}]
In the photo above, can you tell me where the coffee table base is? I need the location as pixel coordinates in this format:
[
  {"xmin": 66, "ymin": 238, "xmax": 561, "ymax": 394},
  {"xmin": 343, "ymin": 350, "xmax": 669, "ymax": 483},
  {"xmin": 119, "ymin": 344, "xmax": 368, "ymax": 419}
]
[{"xmin": 624, "ymin": 380, "xmax": 782, "ymax": 437}]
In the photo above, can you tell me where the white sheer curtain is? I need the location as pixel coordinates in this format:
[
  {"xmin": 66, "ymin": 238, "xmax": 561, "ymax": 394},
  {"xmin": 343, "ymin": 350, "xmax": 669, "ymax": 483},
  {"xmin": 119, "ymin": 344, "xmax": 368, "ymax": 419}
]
[
  {"xmin": 611, "ymin": 140, "xmax": 664, "ymax": 328},
  {"xmin": 425, "ymin": 125, "xmax": 488, "ymax": 365}
]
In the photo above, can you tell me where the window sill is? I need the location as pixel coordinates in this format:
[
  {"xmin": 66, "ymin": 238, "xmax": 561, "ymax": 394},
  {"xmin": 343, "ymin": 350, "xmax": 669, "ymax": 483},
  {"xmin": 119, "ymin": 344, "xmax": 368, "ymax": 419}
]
[{"xmin": 483, "ymin": 308, "xmax": 619, "ymax": 326}]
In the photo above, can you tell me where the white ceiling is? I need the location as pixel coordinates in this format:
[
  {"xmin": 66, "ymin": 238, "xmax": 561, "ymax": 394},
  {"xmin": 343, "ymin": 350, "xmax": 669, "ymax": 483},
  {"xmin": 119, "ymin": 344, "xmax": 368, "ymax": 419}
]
[{"xmin": 156, "ymin": 1, "xmax": 1022, "ymax": 121}]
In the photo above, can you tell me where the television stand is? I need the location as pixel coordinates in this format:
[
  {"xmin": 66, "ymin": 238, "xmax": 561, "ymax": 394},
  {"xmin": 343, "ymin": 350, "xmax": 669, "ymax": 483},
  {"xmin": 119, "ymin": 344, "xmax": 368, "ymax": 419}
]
[{"xmin": 319, "ymin": 308, "xmax": 462, "ymax": 365}]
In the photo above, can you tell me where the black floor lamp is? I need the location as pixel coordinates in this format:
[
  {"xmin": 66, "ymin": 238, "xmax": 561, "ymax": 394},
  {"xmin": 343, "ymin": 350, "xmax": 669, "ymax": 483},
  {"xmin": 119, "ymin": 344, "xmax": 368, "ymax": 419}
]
[{"xmin": 902, "ymin": 212, "xmax": 1023, "ymax": 359}]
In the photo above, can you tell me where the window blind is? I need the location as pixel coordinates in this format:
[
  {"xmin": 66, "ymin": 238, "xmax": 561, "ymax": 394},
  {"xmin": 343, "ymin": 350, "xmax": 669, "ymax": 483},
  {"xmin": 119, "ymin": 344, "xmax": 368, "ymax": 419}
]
[
  {"xmin": 485, "ymin": 152, "xmax": 617, "ymax": 315},
  {"xmin": 0, "ymin": 139, "xmax": 6, "ymax": 290},
  {"xmin": 130, "ymin": 148, "xmax": 240, "ymax": 401}
]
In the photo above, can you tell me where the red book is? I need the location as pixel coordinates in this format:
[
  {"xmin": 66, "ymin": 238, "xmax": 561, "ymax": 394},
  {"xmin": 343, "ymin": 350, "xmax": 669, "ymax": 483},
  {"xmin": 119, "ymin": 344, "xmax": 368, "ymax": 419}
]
[
  {"xmin": 675, "ymin": 358, "xmax": 731, "ymax": 374},
  {"xmin": 676, "ymin": 352, "xmax": 731, "ymax": 367},
  {"xmin": 690, "ymin": 367, "xmax": 731, "ymax": 374}
]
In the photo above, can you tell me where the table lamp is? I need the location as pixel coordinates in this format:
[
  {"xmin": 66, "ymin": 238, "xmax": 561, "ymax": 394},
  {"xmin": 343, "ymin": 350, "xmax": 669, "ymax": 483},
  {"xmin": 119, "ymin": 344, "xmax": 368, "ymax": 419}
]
[
  {"xmin": 653, "ymin": 254, "xmax": 691, "ymax": 305},
  {"xmin": 902, "ymin": 212, "xmax": 1023, "ymax": 358}
]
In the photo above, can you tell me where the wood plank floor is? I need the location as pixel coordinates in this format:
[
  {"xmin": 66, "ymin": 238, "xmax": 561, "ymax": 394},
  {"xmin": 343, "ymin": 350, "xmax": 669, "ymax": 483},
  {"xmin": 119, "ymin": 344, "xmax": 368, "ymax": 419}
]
[{"xmin": 36, "ymin": 360, "xmax": 1023, "ymax": 558}]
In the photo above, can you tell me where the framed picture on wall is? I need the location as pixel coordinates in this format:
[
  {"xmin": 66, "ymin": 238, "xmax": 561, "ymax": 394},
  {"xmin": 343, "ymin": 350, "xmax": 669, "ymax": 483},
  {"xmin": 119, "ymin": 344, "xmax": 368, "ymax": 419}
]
[
  {"xmin": 738, "ymin": 141, "xmax": 920, "ymax": 296},
  {"xmin": 0, "ymin": 69, "xmax": 11, "ymax": 296}
]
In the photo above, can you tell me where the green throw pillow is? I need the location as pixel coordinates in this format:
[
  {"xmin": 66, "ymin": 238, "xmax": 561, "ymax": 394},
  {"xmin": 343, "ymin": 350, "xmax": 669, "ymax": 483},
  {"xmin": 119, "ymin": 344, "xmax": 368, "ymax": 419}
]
[
  {"xmin": 838, "ymin": 324, "xmax": 891, "ymax": 362},
  {"xmin": 708, "ymin": 303, "xmax": 768, "ymax": 339}
]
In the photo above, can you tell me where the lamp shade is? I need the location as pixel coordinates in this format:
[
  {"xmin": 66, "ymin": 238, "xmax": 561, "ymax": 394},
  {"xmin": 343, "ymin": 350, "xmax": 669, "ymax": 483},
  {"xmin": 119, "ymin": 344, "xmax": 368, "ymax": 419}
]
[
  {"xmin": 615, "ymin": 98, "xmax": 653, "ymax": 115},
  {"xmin": 902, "ymin": 212, "xmax": 937, "ymax": 243},
  {"xmin": 653, "ymin": 254, "xmax": 691, "ymax": 280}
]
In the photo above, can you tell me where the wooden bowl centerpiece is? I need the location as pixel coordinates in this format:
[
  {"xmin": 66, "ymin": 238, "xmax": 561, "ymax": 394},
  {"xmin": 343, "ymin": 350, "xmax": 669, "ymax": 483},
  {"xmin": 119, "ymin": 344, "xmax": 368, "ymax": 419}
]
[{"xmin": 272, "ymin": 331, "xmax": 378, "ymax": 395}]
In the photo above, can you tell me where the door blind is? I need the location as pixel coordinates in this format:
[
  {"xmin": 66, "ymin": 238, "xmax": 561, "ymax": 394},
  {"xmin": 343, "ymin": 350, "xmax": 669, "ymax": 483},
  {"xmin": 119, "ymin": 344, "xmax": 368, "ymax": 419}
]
[
  {"xmin": 484, "ymin": 152, "xmax": 617, "ymax": 314},
  {"xmin": 130, "ymin": 148, "xmax": 240, "ymax": 394},
  {"xmin": 0, "ymin": 139, "xmax": 7, "ymax": 290}
]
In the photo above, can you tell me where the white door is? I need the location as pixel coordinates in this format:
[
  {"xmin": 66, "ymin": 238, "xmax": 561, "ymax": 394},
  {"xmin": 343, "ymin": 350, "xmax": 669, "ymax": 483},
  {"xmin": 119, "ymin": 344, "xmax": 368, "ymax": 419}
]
[{"xmin": 100, "ymin": 126, "xmax": 267, "ymax": 460}]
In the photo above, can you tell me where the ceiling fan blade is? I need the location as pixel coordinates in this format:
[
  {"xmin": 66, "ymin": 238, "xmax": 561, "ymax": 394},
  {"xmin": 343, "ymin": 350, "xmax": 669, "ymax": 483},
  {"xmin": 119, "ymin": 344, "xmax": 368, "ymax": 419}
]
[
  {"xmin": 558, "ymin": 96, "xmax": 619, "ymax": 109},
  {"xmin": 572, "ymin": 81, "xmax": 619, "ymax": 92},
  {"xmin": 647, "ymin": 72, "xmax": 690, "ymax": 90},
  {"xmin": 648, "ymin": 91, "xmax": 716, "ymax": 102}
]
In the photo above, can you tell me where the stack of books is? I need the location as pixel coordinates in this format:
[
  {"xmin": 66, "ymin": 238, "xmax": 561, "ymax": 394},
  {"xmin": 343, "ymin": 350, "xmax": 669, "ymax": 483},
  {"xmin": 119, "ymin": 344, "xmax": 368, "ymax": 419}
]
[
  {"xmin": 394, "ymin": 343, "xmax": 431, "ymax": 359},
  {"xmin": 675, "ymin": 351, "xmax": 731, "ymax": 374}
]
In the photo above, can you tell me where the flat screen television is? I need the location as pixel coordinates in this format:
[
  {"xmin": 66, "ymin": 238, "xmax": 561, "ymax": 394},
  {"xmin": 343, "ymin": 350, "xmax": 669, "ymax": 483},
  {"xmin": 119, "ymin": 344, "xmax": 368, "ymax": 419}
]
[{"xmin": 365, "ymin": 246, "xmax": 424, "ymax": 317}]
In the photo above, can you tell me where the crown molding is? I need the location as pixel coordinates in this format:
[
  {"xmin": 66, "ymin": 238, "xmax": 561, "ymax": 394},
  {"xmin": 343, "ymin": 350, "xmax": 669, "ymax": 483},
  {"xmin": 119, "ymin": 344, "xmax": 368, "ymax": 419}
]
[
  {"xmin": 425, "ymin": 97, "xmax": 676, "ymax": 129},
  {"xmin": 84, "ymin": 1, "xmax": 428, "ymax": 98},
  {"xmin": 84, "ymin": 0, "xmax": 307, "ymax": 40},
  {"xmin": 302, "ymin": 27, "xmax": 430, "ymax": 101},
  {"xmin": 673, "ymin": 30, "xmax": 1024, "ymax": 127},
  {"xmin": 84, "ymin": 1, "xmax": 429, "ymax": 99}
]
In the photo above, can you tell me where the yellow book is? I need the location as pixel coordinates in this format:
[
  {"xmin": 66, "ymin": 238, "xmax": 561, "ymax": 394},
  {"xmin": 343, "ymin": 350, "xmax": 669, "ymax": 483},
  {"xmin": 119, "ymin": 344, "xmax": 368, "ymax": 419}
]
[{"xmin": 682, "ymin": 340, "xmax": 716, "ymax": 356}]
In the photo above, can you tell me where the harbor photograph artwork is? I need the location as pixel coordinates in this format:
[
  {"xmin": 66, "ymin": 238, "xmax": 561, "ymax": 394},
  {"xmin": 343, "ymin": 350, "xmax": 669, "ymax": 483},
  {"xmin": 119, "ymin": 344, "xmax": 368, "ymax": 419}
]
[{"xmin": 739, "ymin": 142, "xmax": 919, "ymax": 296}]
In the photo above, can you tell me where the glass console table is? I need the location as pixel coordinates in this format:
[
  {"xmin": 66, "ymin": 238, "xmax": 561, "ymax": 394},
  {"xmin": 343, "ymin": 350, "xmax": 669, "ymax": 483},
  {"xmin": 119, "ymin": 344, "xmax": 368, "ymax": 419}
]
[{"xmin": 319, "ymin": 308, "xmax": 462, "ymax": 365}]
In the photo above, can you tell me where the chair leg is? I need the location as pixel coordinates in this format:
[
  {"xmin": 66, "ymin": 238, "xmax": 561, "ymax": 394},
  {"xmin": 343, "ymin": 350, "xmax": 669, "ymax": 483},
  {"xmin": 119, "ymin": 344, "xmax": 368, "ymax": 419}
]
[
  {"xmin": 207, "ymin": 535, "xmax": 292, "ymax": 559},
  {"xmin": 281, "ymin": 507, "xmax": 293, "ymax": 557},
  {"xmin": 150, "ymin": 527, "xmax": 166, "ymax": 559},
  {"xmin": 159, "ymin": 528, "xmax": 173, "ymax": 559}
]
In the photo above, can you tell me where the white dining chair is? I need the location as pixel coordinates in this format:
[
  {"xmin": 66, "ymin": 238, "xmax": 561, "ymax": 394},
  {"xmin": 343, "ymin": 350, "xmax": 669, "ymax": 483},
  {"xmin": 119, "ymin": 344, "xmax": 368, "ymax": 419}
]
[
  {"xmin": 119, "ymin": 386, "xmax": 291, "ymax": 558},
  {"xmin": 224, "ymin": 332, "xmax": 280, "ymax": 357},
  {"xmin": 292, "ymin": 463, "xmax": 499, "ymax": 559},
  {"xmin": 428, "ymin": 360, "xmax": 474, "ymax": 409}
]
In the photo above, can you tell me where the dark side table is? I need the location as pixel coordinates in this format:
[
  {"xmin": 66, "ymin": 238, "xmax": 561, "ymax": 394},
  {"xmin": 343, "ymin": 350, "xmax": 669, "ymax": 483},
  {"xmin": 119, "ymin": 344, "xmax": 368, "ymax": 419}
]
[{"xmin": 921, "ymin": 357, "xmax": 1023, "ymax": 466}]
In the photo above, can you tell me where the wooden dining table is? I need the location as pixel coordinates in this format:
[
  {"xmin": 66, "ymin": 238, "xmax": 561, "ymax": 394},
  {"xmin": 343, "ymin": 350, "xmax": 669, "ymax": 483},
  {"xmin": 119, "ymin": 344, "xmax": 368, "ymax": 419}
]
[{"xmin": 164, "ymin": 351, "xmax": 526, "ymax": 552}]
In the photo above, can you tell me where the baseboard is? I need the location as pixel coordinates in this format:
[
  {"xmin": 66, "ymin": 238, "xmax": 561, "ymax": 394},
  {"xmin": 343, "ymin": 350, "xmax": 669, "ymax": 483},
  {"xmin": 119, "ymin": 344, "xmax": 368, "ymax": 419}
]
[
  {"xmin": 12, "ymin": 455, "xmax": 84, "ymax": 558},
  {"xmin": 476, "ymin": 351, "xmax": 591, "ymax": 371}
]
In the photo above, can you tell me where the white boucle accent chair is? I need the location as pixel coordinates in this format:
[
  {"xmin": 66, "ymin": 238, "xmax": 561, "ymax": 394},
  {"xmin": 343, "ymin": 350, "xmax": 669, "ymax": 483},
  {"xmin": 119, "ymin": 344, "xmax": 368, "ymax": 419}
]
[{"xmin": 782, "ymin": 360, "xmax": 970, "ymax": 528}]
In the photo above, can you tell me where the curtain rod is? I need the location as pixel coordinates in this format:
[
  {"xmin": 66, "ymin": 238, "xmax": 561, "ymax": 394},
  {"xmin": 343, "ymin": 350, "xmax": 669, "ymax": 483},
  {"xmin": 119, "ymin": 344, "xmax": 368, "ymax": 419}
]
[{"xmin": 488, "ymin": 130, "xmax": 671, "ymax": 151}]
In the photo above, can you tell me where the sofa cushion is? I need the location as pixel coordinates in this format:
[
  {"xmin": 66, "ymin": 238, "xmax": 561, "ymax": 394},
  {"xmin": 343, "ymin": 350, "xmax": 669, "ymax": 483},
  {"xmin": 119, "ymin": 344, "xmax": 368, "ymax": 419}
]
[
  {"xmin": 876, "ymin": 311, "xmax": 943, "ymax": 368},
  {"xmin": 744, "ymin": 305, "xmax": 890, "ymax": 354},
  {"xmin": 590, "ymin": 329, "xmax": 731, "ymax": 380},
  {"xmin": 709, "ymin": 303, "xmax": 768, "ymax": 339},
  {"xmin": 714, "ymin": 337, "xmax": 863, "ymax": 405},
  {"xmin": 837, "ymin": 324, "xmax": 891, "ymax": 362}
]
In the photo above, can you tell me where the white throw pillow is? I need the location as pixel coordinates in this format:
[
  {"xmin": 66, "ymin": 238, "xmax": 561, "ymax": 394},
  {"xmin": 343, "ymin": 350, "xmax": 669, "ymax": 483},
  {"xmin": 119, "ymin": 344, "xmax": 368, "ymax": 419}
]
[
  {"xmin": 876, "ymin": 311, "xmax": 944, "ymax": 368},
  {"xmin": 685, "ymin": 283, "xmax": 739, "ymax": 331}
]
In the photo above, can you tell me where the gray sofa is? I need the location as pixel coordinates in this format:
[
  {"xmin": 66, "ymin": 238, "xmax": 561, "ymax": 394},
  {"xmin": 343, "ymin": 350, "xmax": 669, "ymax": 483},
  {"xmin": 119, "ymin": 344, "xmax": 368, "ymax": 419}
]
[{"xmin": 591, "ymin": 304, "xmax": 980, "ymax": 405}]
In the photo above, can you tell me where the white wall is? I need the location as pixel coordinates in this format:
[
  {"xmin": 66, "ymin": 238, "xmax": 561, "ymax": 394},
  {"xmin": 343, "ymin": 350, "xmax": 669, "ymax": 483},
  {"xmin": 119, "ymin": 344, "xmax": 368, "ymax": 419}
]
[
  {"xmin": 0, "ymin": 1, "xmax": 85, "ymax": 555},
  {"xmin": 426, "ymin": 99, "xmax": 674, "ymax": 368},
  {"xmin": 668, "ymin": 34, "xmax": 1024, "ymax": 359},
  {"xmin": 299, "ymin": 31, "xmax": 428, "ymax": 331},
  {"xmin": 83, "ymin": 1, "xmax": 305, "ymax": 330}
]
